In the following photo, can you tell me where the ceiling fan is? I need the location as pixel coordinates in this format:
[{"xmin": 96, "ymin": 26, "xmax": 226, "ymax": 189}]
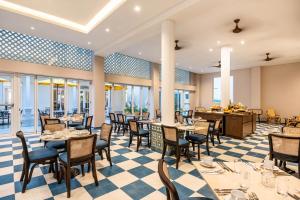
[
  {"xmin": 264, "ymin": 53, "xmax": 275, "ymax": 61},
  {"xmin": 174, "ymin": 40, "xmax": 182, "ymax": 50},
  {"xmin": 210, "ymin": 61, "xmax": 221, "ymax": 68},
  {"xmin": 232, "ymin": 19, "xmax": 242, "ymax": 33}
]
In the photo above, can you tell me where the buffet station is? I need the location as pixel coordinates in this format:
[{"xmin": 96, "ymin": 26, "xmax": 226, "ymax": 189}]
[{"xmin": 195, "ymin": 103, "xmax": 256, "ymax": 139}]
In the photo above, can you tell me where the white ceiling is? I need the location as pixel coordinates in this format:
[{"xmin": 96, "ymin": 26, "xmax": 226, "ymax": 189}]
[{"xmin": 1, "ymin": 0, "xmax": 300, "ymax": 74}]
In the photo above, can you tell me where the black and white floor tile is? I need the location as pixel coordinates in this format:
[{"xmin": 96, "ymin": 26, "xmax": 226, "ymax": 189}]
[{"xmin": 0, "ymin": 123, "xmax": 277, "ymax": 200}]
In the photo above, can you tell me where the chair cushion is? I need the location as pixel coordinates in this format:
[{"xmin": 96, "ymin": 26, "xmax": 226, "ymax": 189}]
[
  {"xmin": 179, "ymin": 139, "xmax": 189, "ymax": 146},
  {"xmin": 138, "ymin": 129, "xmax": 149, "ymax": 136},
  {"xmin": 59, "ymin": 152, "xmax": 68, "ymax": 163},
  {"xmin": 29, "ymin": 148, "xmax": 58, "ymax": 161},
  {"xmin": 45, "ymin": 141, "xmax": 66, "ymax": 150},
  {"xmin": 186, "ymin": 134, "xmax": 206, "ymax": 143},
  {"xmin": 96, "ymin": 140, "xmax": 108, "ymax": 149},
  {"xmin": 68, "ymin": 122, "xmax": 82, "ymax": 127},
  {"xmin": 75, "ymin": 125, "xmax": 86, "ymax": 130}
]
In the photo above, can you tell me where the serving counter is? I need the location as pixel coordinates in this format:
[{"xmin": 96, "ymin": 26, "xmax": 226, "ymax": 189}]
[{"xmin": 194, "ymin": 111, "xmax": 256, "ymax": 139}]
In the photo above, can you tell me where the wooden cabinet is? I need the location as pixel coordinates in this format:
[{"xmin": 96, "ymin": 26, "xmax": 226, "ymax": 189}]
[{"xmin": 194, "ymin": 111, "xmax": 256, "ymax": 139}]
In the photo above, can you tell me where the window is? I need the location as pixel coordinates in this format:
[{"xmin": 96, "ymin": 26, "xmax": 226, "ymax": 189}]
[
  {"xmin": 213, "ymin": 76, "xmax": 234, "ymax": 104},
  {"xmin": 174, "ymin": 90, "xmax": 190, "ymax": 111}
]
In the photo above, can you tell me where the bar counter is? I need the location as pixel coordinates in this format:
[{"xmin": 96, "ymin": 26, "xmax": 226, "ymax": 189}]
[{"xmin": 194, "ymin": 111, "xmax": 256, "ymax": 139}]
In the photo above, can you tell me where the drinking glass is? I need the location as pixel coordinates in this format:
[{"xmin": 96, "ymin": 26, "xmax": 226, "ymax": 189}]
[
  {"xmin": 263, "ymin": 159, "xmax": 274, "ymax": 170},
  {"xmin": 277, "ymin": 177, "xmax": 289, "ymax": 197},
  {"xmin": 234, "ymin": 159, "xmax": 242, "ymax": 174},
  {"xmin": 261, "ymin": 171, "xmax": 276, "ymax": 188}
]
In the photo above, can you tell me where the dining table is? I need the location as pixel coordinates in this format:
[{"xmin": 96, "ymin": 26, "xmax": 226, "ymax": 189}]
[{"xmin": 193, "ymin": 160, "xmax": 300, "ymax": 200}]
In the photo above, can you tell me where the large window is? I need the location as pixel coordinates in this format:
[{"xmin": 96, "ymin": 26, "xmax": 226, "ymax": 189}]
[
  {"xmin": 213, "ymin": 76, "xmax": 234, "ymax": 104},
  {"xmin": 174, "ymin": 90, "xmax": 190, "ymax": 111}
]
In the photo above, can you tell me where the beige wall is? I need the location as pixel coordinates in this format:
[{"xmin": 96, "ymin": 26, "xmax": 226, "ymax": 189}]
[
  {"xmin": 199, "ymin": 68, "xmax": 260, "ymax": 108},
  {"xmin": 0, "ymin": 59, "xmax": 93, "ymax": 80},
  {"xmin": 93, "ymin": 56, "xmax": 105, "ymax": 126},
  {"xmin": 261, "ymin": 62, "xmax": 300, "ymax": 118}
]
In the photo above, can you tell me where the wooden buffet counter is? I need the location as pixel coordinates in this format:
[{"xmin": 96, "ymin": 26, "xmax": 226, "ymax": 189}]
[{"xmin": 194, "ymin": 111, "xmax": 256, "ymax": 139}]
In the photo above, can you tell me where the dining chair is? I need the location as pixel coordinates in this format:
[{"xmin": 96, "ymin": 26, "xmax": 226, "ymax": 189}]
[
  {"xmin": 45, "ymin": 118, "xmax": 61, "ymax": 125},
  {"xmin": 210, "ymin": 120, "xmax": 222, "ymax": 146},
  {"xmin": 268, "ymin": 133, "xmax": 300, "ymax": 177},
  {"xmin": 158, "ymin": 159, "xmax": 179, "ymax": 200},
  {"xmin": 109, "ymin": 112, "xmax": 118, "ymax": 132},
  {"xmin": 175, "ymin": 111, "xmax": 180, "ymax": 122},
  {"xmin": 44, "ymin": 123, "xmax": 67, "ymax": 150},
  {"xmin": 68, "ymin": 113, "xmax": 85, "ymax": 128},
  {"xmin": 266, "ymin": 108, "xmax": 281, "ymax": 124},
  {"xmin": 117, "ymin": 114, "xmax": 128, "ymax": 135},
  {"xmin": 248, "ymin": 109, "xmax": 263, "ymax": 123},
  {"xmin": 176, "ymin": 115, "xmax": 185, "ymax": 124},
  {"xmin": 141, "ymin": 112, "xmax": 150, "ymax": 120},
  {"xmin": 95, "ymin": 123, "xmax": 113, "ymax": 166},
  {"xmin": 156, "ymin": 109, "xmax": 161, "ymax": 120},
  {"xmin": 16, "ymin": 131, "xmax": 59, "ymax": 193},
  {"xmin": 183, "ymin": 110, "xmax": 193, "ymax": 124},
  {"xmin": 75, "ymin": 115, "xmax": 93, "ymax": 134},
  {"xmin": 161, "ymin": 125, "xmax": 190, "ymax": 169},
  {"xmin": 58, "ymin": 134, "xmax": 98, "ymax": 198},
  {"xmin": 158, "ymin": 159, "xmax": 213, "ymax": 200},
  {"xmin": 186, "ymin": 121, "xmax": 215, "ymax": 160},
  {"xmin": 39, "ymin": 114, "xmax": 50, "ymax": 133},
  {"xmin": 128, "ymin": 120, "xmax": 150, "ymax": 152}
]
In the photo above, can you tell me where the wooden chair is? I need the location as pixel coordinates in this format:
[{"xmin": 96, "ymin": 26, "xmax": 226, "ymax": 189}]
[
  {"xmin": 75, "ymin": 116, "xmax": 93, "ymax": 134},
  {"xmin": 109, "ymin": 112, "xmax": 118, "ymax": 132},
  {"xmin": 17, "ymin": 131, "xmax": 59, "ymax": 193},
  {"xmin": 45, "ymin": 118, "xmax": 61, "ymax": 125},
  {"xmin": 58, "ymin": 135, "xmax": 98, "ymax": 198},
  {"xmin": 128, "ymin": 120, "xmax": 150, "ymax": 152},
  {"xmin": 161, "ymin": 125, "xmax": 190, "ymax": 169},
  {"xmin": 156, "ymin": 109, "xmax": 161, "ymax": 120},
  {"xmin": 95, "ymin": 123, "xmax": 113, "ymax": 166},
  {"xmin": 39, "ymin": 114, "xmax": 50, "ymax": 133},
  {"xmin": 268, "ymin": 134, "xmax": 300, "ymax": 178},
  {"xmin": 266, "ymin": 108, "xmax": 280, "ymax": 124},
  {"xmin": 248, "ymin": 109, "xmax": 263, "ymax": 123},
  {"xmin": 141, "ymin": 112, "xmax": 150, "ymax": 120},
  {"xmin": 186, "ymin": 121, "xmax": 215, "ymax": 160},
  {"xmin": 175, "ymin": 111, "xmax": 180, "ymax": 122},
  {"xmin": 282, "ymin": 127, "xmax": 300, "ymax": 136},
  {"xmin": 44, "ymin": 123, "xmax": 67, "ymax": 150},
  {"xmin": 116, "ymin": 114, "xmax": 128, "ymax": 135},
  {"xmin": 158, "ymin": 159, "xmax": 179, "ymax": 200},
  {"xmin": 183, "ymin": 110, "xmax": 193, "ymax": 124},
  {"xmin": 210, "ymin": 120, "xmax": 222, "ymax": 146},
  {"xmin": 68, "ymin": 113, "xmax": 85, "ymax": 128},
  {"xmin": 176, "ymin": 115, "xmax": 185, "ymax": 124}
]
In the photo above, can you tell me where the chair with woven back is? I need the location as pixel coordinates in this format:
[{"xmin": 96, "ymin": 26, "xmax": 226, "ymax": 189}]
[
  {"xmin": 176, "ymin": 114, "xmax": 185, "ymax": 124},
  {"xmin": 186, "ymin": 121, "xmax": 215, "ymax": 160},
  {"xmin": 39, "ymin": 114, "xmax": 50, "ymax": 133},
  {"xmin": 268, "ymin": 134, "xmax": 300, "ymax": 177},
  {"xmin": 210, "ymin": 120, "xmax": 222, "ymax": 146},
  {"xmin": 17, "ymin": 131, "xmax": 59, "ymax": 193},
  {"xmin": 175, "ymin": 111, "xmax": 180, "ymax": 122},
  {"xmin": 44, "ymin": 121, "xmax": 67, "ymax": 151},
  {"xmin": 95, "ymin": 123, "xmax": 113, "ymax": 166},
  {"xmin": 68, "ymin": 113, "xmax": 85, "ymax": 128},
  {"xmin": 183, "ymin": 110, "xmax": 193, "ymax": 124},
  {"xmin": 58, "ymin": 134, "xmax": 98, "ymax": 198},
  {"xmin": 156, "ymin": 109, "xmax": 161, "ymax": 120},
  {"xmin": 116, "ymin": 114, "xmax": 128, "ymax": 135},
  {"xmin": 75, "ymin": 115, "xmax": 93, "ymax": 134},
  {"xmin": 128, "ymin": 120, "xmax": 150, "ymax": 152},
  {"xmin": 266, "ymin": 108, "xmax": 281, "ymax": 124},
  {"xmin": 158, "ymin": 159, "xmax": 213, "ymax": 200},
  {"xmin": 109, "ymin": 112, "xmax": 118, "ymax": 132},
  {"xmin": 161, "ymin": 125, "xmax": 190, "ymax": 169}
]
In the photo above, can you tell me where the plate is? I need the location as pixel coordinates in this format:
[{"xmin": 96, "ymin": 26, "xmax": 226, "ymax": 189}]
[{"xmin": 200, "ymin": 161, "xmax": 216, "ymax": 168}]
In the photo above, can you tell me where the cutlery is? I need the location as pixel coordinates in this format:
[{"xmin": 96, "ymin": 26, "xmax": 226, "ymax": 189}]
[
  {"xmin": 288, "ymin": 192, "xmax": 300, "ymax": 200},
  {"xmin": 217, "ymin": 162, "xmax": 229, "ymax": 172},
  {"xmin": 243, "ymin": 160, "xmax": 259, "ymax": 171},
  {"xmin": 222, "ymin": 162, "xmax": 234, "ymax": 172}
]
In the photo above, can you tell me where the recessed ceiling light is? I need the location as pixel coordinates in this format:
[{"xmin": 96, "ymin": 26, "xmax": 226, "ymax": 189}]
[
  {"xmin": 105, "ymin": 28, "xmax": 110, "ymax": 32},
  {"xmin": 217, "ymin": 40, "xmax": 221, "ymax": 45},
  {"xmin": 87, "ymin": 41, "xmax": 91, "ymax": 45},
  {"xmin": 138, "ymin": 52, "xmax": 142, "ymax": 55},
  {"xmin": 209, "ymin": 48, "xmax": 213, "ymax": 52},
  {"xmin": 134, "ymin": 5, "xmax": 141, "ymax": 12},
  {"xmin": 240, "ymin": 40, "xmax": 245, "ymax": 45},
  {"xmin": 30, "ymin": 26, "xmax": 35, "ymax": 30}
]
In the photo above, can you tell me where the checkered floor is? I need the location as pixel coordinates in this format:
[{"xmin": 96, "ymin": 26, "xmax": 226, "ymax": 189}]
[{"xmin": 0, "ymin": 123, "xmax": 277, "ymax": 200}]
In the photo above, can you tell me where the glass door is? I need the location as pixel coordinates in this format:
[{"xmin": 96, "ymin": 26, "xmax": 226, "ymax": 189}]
[
  {"xmin": 0, "ymin": 74, "xmax": 13, "ymax": 135},
  {"xmin": 53, "ymin": 78, "xmax": 65, "ymax": 118},
  {"xmin": 67, "ymin": 80, "xmax": 78, "ymax": 115},
  {"xmin": 79, "ymin": 80, "xmax": 90, "ymax": 115},
  {"xmin": 37, "ymin": 76, "xmax": 51, "ymax": 131},
  {"xmin": 20, "ymin": 75, "xmax": 35, "ymax": 132}
]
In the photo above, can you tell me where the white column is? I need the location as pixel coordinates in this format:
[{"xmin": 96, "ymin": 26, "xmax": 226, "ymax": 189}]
[
  {"xmin": 12, "ymin": 73, "xmax": 20, "ymax": 134},
  {"xmin": 161, "ymin": 20, "xmax": 175, "ymax": 125},
  {"xmin": 220, "ymin": 46, "xmax": 231, "ymax": 107}
]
